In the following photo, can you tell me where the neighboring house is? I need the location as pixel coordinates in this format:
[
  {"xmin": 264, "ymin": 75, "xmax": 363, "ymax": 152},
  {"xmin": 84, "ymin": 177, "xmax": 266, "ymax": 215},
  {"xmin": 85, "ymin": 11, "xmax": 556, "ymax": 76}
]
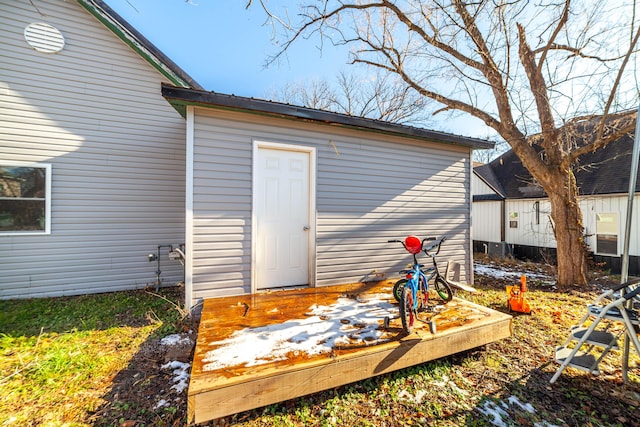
[
  {"xmin": 2, "ymin": 0, "xmax": 492, "ymax": 308},
  {"xmin": 472, "ymin": 129, "xmax": 640, "ymax": 274}
]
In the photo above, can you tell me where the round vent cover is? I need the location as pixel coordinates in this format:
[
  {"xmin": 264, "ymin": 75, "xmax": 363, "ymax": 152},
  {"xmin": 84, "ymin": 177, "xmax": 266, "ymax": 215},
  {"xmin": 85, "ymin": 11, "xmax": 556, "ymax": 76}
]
[{"xmin": 24, "ymin": 22, "xmax": 65, "ymax": 54}]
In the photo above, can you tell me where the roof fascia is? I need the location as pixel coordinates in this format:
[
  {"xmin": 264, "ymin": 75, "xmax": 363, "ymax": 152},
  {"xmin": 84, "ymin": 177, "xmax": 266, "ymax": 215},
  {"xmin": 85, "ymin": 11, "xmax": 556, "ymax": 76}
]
[
  {"xmin": 76, "ymin": 0, "xmax": 203, "ymax": 90},
  {"xmin": 161, "ymin": 84, "xmax": 495, "ymax": 150}
]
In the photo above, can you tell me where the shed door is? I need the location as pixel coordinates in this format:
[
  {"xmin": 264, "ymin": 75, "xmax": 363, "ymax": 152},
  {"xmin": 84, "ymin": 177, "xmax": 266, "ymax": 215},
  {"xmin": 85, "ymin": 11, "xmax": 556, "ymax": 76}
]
[{"xmin": 254, "ymin": 145, "xmax": 311, "ymax": 290}]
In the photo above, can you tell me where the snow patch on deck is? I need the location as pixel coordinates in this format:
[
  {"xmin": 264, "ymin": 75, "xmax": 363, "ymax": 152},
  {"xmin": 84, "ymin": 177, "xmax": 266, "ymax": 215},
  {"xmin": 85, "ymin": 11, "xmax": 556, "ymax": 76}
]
[{"xmin": 202, "ymin": 294, "xmax": 397, "ymax": 371}]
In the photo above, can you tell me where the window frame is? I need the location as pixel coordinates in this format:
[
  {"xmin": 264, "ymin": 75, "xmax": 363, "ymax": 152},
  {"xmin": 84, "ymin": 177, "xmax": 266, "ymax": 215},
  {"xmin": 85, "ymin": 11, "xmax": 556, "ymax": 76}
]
[
  {"xmin": 0, "ymin": 162, "xmax": 51, "ymax": 236},
  {"xmin": 595, "ymin": 212, "xmax": 618, "ymax": 255},
  {"xmin": 508, "ymin": 211, "xmax": 518, "ymax": 229}
]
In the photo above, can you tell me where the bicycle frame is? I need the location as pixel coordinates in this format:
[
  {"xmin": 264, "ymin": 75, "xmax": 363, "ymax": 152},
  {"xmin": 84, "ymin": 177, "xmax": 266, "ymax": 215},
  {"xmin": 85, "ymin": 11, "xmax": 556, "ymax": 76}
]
[
  {"xmin": 388, "ymin": 236, "xmax": 453, "ymax": 334},
  {"xmin": 401, "ymin": 252, "xmax": 430, "ymax": 312}
]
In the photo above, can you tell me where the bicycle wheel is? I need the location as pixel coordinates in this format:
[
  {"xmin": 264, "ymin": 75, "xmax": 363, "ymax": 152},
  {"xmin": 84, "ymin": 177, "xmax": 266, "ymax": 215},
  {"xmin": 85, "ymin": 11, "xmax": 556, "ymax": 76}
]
[
  {"xmin": 392, "ymin": 279, "xmax": 407, "ymax": 302},
  {"xmin": 399, "ymin": 285, "xmax": 415, "ymax": 334},
  {"xmin": 433, "ymin": 276, "xmax": 453, "ymax": 303}
]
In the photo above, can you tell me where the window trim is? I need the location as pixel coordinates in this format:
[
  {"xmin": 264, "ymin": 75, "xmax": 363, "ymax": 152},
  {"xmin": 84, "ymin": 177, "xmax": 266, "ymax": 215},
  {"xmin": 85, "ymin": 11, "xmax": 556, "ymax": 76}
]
[
  {"xmin": 0, "ymin": 162, "xmax": 51, "ymax": 236},
  {"xmin": 595, "ymin": 212, "xmax": 618, "ymax": 255},
  {"xmin": 509, "ymin": 211, "xmax": 518, "ymax": 229}
]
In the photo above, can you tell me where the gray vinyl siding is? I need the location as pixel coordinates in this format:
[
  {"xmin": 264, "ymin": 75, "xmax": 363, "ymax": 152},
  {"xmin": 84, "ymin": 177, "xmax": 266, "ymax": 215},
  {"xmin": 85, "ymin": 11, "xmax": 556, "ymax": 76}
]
[
  {"xmin": 0, "ymin": 0, "xmax": 185, "ymax": 298},
  {"xmin": 191, "ymin": 117, "xmax": 254, "ymax": 299},
  {"xmin": 191, "ymin": 108, "xmax": 471, "ymax": 301}
]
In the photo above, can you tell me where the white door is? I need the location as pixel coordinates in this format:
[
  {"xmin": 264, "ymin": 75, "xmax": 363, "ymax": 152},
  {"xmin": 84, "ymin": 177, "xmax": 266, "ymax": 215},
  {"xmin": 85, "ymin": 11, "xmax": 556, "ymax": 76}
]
[{"xmin": 254, "ymin": 145, "xmax": 311, "ymax": 290}]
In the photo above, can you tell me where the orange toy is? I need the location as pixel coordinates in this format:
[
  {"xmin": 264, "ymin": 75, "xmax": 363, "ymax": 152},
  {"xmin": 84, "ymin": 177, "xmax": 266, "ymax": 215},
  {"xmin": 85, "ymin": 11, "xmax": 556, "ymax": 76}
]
[{"xmin": 506, "ymin": 275, "xmax": 532, "ymax": 314}]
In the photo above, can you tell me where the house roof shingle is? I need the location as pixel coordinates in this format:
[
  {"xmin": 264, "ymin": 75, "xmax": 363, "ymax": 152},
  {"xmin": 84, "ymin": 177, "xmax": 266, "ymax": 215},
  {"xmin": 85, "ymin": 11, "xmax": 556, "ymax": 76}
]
[{"xmin": 474, "ymin": 122, "xmax": 639, "ymax": 199}]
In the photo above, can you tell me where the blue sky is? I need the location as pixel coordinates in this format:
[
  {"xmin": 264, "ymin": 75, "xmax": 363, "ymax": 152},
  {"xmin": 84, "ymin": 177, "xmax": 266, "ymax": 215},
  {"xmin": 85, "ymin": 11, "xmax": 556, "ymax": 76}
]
[
  {"xmin": 104, "ymin": 0, "xmax": 494, "ymax": 140},
  {"xmin": 105, "ymin": 0, "xmax": 351, "ymax": 97}
]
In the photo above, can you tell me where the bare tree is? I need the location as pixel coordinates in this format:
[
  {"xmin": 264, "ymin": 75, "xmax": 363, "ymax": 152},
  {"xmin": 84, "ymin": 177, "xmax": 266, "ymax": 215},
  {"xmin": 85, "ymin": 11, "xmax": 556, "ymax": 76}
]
[
  {"xmin": 267, "ymin": 70, "xmax": 433, "ymax": 126},
  {"xmin": 473, "ymin": 139, "xmax": 509, "ymax": 164},
  {"xmin": 269, "ymin": 78, "xmax": 338, "ymax": 111},
  {"xmin": 266, "ymin": 0, "xmax": 640, "ymax": 287}
]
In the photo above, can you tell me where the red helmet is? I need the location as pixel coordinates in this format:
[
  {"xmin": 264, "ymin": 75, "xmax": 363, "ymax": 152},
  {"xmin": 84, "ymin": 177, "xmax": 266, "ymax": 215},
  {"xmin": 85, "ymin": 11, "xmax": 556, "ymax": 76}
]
[{"xmin": 404, "ymin": 235, "xmax": 422, "ymax": 254}]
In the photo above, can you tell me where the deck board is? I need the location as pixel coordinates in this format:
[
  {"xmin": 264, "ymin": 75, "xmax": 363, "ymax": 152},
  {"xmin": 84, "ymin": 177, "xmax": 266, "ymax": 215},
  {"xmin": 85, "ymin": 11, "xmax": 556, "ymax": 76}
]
[{"xmin": 188, "ymin": 280, "xmax": 512, "ymax": 424}]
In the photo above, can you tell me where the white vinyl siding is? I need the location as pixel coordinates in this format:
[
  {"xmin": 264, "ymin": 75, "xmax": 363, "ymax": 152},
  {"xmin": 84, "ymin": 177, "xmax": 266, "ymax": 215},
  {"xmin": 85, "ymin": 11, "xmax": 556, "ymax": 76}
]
[
  {"xmin": 0, "ymin": 0, "xmax": 185, "ymax": 298},
  {"xmin": 472, "ymin": 200, "xmax": 502, "ymax": 242},
  {"xmin": 581, "ymin": 195, "xmax": 640, "ymax": 256},
  {"xmin": 503, "ymin": 199, "xmax": 555, "ymax": 248},
  {"xmin": 472, "ymin": 172, "xmax": 497, "ymax": 195},
  {"xmin": 480, "ymin": 195, "xmax": 640, "ymax": 257},
  {"xmin": 190, "ymin": 108, "xmax": 472, "ymax": 301}
]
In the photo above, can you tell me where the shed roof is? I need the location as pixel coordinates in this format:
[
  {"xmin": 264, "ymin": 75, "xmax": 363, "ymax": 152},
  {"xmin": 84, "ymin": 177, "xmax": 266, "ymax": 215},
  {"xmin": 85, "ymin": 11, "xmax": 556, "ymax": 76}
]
[
  {"xmin": 161, "ymin": 84, "xmax": 494, "ymax": 150},
  {"xmin": 474, "ymin": 120, "xmax": 639, "ymax": 199}
]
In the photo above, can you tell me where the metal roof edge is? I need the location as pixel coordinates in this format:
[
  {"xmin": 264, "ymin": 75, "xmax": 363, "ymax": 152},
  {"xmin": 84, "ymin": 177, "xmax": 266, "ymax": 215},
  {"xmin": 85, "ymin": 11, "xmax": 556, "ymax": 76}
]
[
  {"xmin": 473, "ymin": 194, "xmax": 505, "ymax": 202},
  {"xmin": 161, "ymin": 84, "xmax": 495, "ymax": 149},
  {"xmin": 76, "ymin": 0, "xmax": 204, "ymax": 90}
]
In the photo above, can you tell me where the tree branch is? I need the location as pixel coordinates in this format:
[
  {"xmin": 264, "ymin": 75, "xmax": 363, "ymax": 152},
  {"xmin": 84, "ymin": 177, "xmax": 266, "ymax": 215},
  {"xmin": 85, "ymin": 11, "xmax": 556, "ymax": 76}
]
[
  {"xmin": 595, "ymin": 23, "xmax": 640, "ymax": 141},
  {"xmin": 536, "ymin": 0, "xmax": 571, "ymax": 73},
  {"xmin": 517, "ymin": 23, "xmax": 558, "ymax": 156},
  {"xmin": 569, "ymin": 112, "xmax": 637, "ymax": 162}
]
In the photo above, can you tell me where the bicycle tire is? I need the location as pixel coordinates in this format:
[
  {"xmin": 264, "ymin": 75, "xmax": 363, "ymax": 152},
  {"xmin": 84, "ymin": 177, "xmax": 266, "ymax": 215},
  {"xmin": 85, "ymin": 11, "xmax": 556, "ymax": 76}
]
[
  {"xmin": 399, "ymin": 285, "xmax": 415, "ymax": 334},
  {"xmin": 392, "ymin": 279, "xmax": 407, "ymax": 302},
  {"xmin": 434, "ymin": 276, "xmax": 453, "ymax": 303}
]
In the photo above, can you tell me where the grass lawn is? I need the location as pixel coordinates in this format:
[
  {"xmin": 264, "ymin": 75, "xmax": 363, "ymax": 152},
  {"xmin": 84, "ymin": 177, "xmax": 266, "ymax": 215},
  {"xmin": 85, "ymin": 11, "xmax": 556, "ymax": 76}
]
[
  {"xmin": 1, "ymin": 259, "xmax": 640, "ymax": 426},
  {"xmin": 0, "ymin": 287, "xmax": 188, "ymax": 427}
]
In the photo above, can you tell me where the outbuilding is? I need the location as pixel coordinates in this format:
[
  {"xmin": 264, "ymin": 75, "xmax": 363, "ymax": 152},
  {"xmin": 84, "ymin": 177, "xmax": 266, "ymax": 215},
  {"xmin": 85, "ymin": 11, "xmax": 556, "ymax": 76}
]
[
  {"xmin": 162, "ymin": 86, "xmax": 492, "ymax": 308},
  {"xmin": 1, "ymin": 0, "xmax": 492, "ymax": 310}
]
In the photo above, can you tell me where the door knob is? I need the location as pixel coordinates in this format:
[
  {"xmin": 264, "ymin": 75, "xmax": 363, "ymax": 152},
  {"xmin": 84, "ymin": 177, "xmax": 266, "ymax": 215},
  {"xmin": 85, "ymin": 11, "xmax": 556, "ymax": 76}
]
[{"xmin": 303, "ymin": 225, "xmax": 310, "ymax": 231}]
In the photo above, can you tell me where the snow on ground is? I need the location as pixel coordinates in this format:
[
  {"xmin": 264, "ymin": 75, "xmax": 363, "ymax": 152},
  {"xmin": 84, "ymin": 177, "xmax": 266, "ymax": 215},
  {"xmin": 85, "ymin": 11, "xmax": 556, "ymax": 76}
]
[
  {"xmin": 158, "ymin": 333, "xmax": 193, "ymax": 399},
  {"xmin": 202, "ymin": 294, "xmax": 397, "ymax": 372},
  {"xmin": 154, "ymin": 262, "xmax": 561, "ymax": 421},
  {"xmin": 161, "ymin": 360, "xmax": 191, "ymax": 394},
  {"xmin": 474, "ymin": 262, "xmax": 554, "ymax": 283},
  {"xmin": 478, "ymin": 395, "xmax": 560, "ymax": 427},
  {"xmin": 154, "ymin": 399, "xmax": 169, "ymax": 410},
  {"xmin": 160, "ymin": 333, "xmax": 193, "ymax": 347}
]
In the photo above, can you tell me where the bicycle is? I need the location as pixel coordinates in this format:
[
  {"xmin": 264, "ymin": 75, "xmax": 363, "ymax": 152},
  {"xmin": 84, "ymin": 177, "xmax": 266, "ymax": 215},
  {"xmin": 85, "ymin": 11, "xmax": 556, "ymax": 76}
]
[{"xmin": 387, "ymin": 235, "xmax": 454, "ymax": 334}]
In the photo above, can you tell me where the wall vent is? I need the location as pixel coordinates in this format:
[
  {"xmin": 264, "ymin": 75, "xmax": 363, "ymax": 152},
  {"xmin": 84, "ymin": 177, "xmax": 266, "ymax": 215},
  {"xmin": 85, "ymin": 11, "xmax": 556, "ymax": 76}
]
[{"xmin": 24, "ymin": 22, "xmax": 65, "ymax": 54}]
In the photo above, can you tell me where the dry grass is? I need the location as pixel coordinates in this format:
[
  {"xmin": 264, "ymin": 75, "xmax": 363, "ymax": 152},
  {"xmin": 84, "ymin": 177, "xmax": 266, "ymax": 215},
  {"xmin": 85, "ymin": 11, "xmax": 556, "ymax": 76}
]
[{"xmin": 1, "ymin": 259, "xmax": 640, "ymax": 426}]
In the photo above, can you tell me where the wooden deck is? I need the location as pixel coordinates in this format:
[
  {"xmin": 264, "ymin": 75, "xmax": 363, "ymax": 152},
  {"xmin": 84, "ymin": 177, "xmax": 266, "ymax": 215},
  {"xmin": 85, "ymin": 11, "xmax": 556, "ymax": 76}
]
[{"xmin": 188, "ymin": 280, "xmax": 512, "ymax": 424}]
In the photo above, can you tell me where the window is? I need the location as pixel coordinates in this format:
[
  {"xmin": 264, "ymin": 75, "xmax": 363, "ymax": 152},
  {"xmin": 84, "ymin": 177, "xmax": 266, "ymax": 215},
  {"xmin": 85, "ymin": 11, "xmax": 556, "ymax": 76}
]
[
  {"xmin": 595, "ymin": 213, "xmax": 618, "ymax": 255},
  {"xmin": 0, "ymin": 163, "xmax": 51, "ymax": 234},
  {"xmin": 509, "ymin": 211, "xmax": 518, "ymax": 228}
]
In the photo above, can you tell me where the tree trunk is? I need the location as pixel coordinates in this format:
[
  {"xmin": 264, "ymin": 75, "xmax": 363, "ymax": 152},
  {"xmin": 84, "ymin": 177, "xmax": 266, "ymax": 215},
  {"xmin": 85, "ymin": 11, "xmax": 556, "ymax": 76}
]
[{"xmin": 546, "ymin": 168, "xmax": 588, "ymax": 287}]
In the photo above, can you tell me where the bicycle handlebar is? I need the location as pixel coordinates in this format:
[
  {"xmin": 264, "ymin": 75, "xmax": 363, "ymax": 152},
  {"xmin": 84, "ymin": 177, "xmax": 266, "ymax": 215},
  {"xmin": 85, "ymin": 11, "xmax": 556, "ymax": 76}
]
[
  {"xmin": 388, "ymin": 235, "xmax": 447, "ymax": 255},
  {"xmin": 423, "ymin": 236, "xmax": 446, "ymax": 256}
]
